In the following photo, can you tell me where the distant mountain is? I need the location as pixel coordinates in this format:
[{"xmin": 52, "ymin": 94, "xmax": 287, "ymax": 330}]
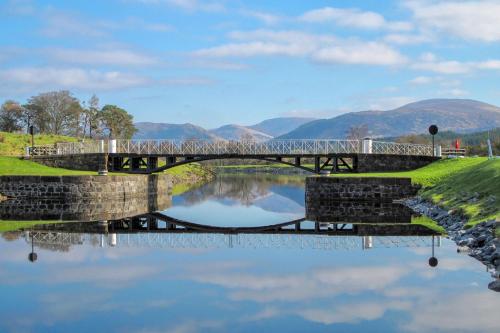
[
  {"xmin": 134, "ymin": 122, "xmax": 220, "ymax": 140},
  {"xmin": 278, "ymin": 99, "xmax": 500, "ymax": 139},
  {"xmin": 249, "ymin": 117, "xmax": 317, "ymax": 137},
  {"xmin": 209, "ymin": 124, "xmax": 273, "ymax": 142}
]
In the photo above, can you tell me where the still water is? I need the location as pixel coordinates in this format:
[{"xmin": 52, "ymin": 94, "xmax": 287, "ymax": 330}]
[{"xmin": 0, "ymin": 174, "xmax": 499, "ymax": 333}]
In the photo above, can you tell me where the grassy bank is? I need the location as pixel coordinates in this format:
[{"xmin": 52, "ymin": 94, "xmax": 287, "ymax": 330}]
[
  {"xmin": 0, "ymin": 156, "xmax": 96, "ymax": 175},
  {"xmin": 0, "ymin": 131, "xmax": 78, "ymax": 156},
  {"xmin": 333, "ymin": 157, "xmax": 499, "ymax": 226}
]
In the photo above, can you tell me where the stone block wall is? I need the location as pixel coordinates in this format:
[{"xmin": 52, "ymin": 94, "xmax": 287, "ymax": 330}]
[
  {"xmin": 0, "ymin": 174, "xmax": 172, "ymax": 201},
  {"xmin": 0, "ymin": 195, "xmax": 171, "ymax": 222},
  {"xmin": 306, "ymin": 201, "xmax": 414, "ymax": 223},
  {"xmin": 29, "ymin": 154, "xmax": 107, "ymax": 172},
  {"xmin": 356, "ymin": 154, "xmax": 439, "ymax": 172}
]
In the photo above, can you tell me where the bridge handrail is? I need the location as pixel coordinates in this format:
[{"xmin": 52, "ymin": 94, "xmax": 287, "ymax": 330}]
[{"xmin": 27, "ymin": 139, "xmax": 434, "ymax": 156}]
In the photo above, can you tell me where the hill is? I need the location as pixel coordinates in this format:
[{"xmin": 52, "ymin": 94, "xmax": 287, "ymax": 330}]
[
  {"xmin": 134, "ymin": 122, "xmax": 220, "ymax": 141},
  {"xmin": 209, "ymin": 124, "xmax": 273, "ymax": 141},
  {"xmin": 249, "ymin": 117, "xmax": 316, "ymax": 137},
  {"xmin": 278, "ymin": 99, "xmax": 500, "ymax": 139}
]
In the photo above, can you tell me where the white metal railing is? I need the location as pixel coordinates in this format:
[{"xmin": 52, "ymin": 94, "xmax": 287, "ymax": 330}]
[{"xmin": 27, "ymin": 139, "xmax": 434, "ymax": 156}]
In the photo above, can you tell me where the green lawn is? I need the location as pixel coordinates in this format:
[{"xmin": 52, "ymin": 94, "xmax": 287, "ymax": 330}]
[
  {"xmin": 0, "ymin": 131, "xmax": 78, "ymax": 156},
  {"xmin": 0, "ymin": 156, "xmax": 97, "ymax": 175},
  {"xmin": 0, "ymin": 220, "xmax": 61, "ymax": 233},
  {"xmin": 332, "ymin": 157, "xmax": 499, "ymax": 226}
]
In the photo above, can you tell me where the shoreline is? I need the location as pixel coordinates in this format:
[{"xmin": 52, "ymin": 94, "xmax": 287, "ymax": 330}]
[{"xmin": 404, "ymin": 196, "xmax": 499, "ymax": 291}]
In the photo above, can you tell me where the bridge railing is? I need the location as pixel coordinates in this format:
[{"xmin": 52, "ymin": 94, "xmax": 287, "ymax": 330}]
[
  {"xmin": 115, "ymin": 139, "xmax": 364, "ymax": 155},
  {"xmin": 27, "ymin": 139, "xmax": 434, "ymax": 156},
  {"xmin": 371, "ymin": 141, "xmax": 433, "ymax": 156}
]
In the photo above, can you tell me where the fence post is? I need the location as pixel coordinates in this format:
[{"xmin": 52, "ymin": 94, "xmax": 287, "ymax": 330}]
[
  {"xmin": 109, "ymin": 139, "xmax": 117, "ymax": 154},
  {"xmin": 435, "ymin": 145, "xmax": 442, "ymax": 157},
  {"xmin": 98, "ymin": 140, "xmax": 105, "ymax": 153},
  {"xmin": 362, "ymin": 138, "xmax": 372, "ymax": 154}
]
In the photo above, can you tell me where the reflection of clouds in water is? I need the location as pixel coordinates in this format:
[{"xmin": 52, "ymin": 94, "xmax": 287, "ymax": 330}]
[
  {"xmin": 188, "ymin": 265, "xmax": 408, "ymax": 302},
  {"xmin": 8, "ymin": 291, "xmax": 175, "ymax": 332},
  {"xmin": 185, "ymin": 259, "xmax": 500, "ymax": 331},
  {"xmin": 42, "ymin": 264, "xmax": 163, "ymax": 288},
  {"xmin": 135, "ymin": 320, "xmax": 226, "ymax": 333},
  {"xmin": 404, "ymin": 291, "xmax": 500, "ymax": 333},
  {"xmin": 300, "ymin": 300, "xmax": 412, "ymax": 325}
]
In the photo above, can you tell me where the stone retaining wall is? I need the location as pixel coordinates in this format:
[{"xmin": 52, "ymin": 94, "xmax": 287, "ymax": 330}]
[
  {"xmin": 306, "ymin": 201, "xmax": 414, "ymax": 222},
  {"xmin": 0, "ymin": 195, "xmax": 171, "ymax": 221},
  {"xmin": 356, "ymin": 154, "xmax": 439, "ymax": 172},
  {"xmin": 306, "ymin": 176, "xmax": 417, "ymax": 201},
  {"xmin": 0, "ymin": 174, "xmax": 172, "ymax": 201},
  {"xmin": 29, "ymin": 154, "xmax": 107, "ymax": 171}
]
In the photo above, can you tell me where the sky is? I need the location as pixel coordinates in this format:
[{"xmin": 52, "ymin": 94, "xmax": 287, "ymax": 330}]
[{"xmin": 1, "ymin": 0, "xmax": 500, "ymax": 128}]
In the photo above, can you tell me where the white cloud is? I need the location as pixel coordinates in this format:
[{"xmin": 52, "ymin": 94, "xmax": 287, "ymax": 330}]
[
  {"xmin": 384, "ymin": 32, "xmax": 433, "ymax": 45},
  {"xmin": 406, "ymin": 0, "xmax": 500, "ymax": 42},
  {"xmin": 409, "ymin": 76, "xmax": 434, "ymax": 85},
  {"xmin": 241, "ymin": 10, "xmax": 281, "ymax": 25},
  {"xmin": 412, "ymin": 53, "xmax": 500, "ymax": 74},
  {"xmin": 300, "ymin": 7, "xmax": 412, "ymax": 31},
  {"xmin": 135, "ymin": 0, "xmax": 224, "ymax": 12},
  {"xmin": 0, "ymin": 67, "xmax": 150, "ymax": 92},
  {"xmin": 193, "ymin": 29, "xmax": 406, "ymax": 66},
  {"xmin": 312, "ymin": 41, "xmax": 408, "ymax": 65},
  {"xmin": 46, "ymin": 49, "xmax": 160, "ymax": 66}
]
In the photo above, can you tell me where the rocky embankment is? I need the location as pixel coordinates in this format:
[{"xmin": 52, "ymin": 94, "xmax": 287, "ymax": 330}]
[{"xmin": 404, "ymin": 197, "xmax": 499, "ymax": 291}]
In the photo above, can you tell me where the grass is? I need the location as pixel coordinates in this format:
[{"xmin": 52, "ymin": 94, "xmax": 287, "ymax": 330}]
[
  {"xmin": 332, "ymin": 157, "xmax": 500, "ymax": 226},
  {"xmin": 411, "ymin": 215, "xmax": 446, "ymax": 234},
  {"xmin": 0, "ymin": 156, "xmax": 97, "ymax": 175},
  {"xmin": 0, "ymin": 220, "xmax": 61, "ymax": 232},
  {"xmin": 165, "ymin": 163, "xmax": 215, "ymax": 195},
  {"xmin": 0, "ymin": 131, "xmax": 78, "ymax": 156}
]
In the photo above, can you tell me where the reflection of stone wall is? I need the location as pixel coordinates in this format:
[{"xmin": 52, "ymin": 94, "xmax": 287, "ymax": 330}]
[
  {"xmin": 306, "ymin": 201, "xmax": 414, "ymax": 223},
  {"xmin": 0, "ymin": 194, "xmax": 171, "ymax": 221},
  {"xmin": 357, "ymin": 154, "xmax": 439, "ymax": 172},
  {"xmin": 306, "ymin": 176, "xmax": 417, "ymax": 203},
  {"xmin": 0, "ymin": 174, "xmax": 171, "ymax": 200},
  {"xmin": 29, "ymin": 153, "xmax": 106, "ymax": 171}
]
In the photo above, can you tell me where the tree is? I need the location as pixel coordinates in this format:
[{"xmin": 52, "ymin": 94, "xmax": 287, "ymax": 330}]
[
  {"xmin": 100, "ymin": 105, "xmax": 137, "ymax": 139},
  {"xmin": 26, "ymin": 91, "xmax": 82, "ymax": 135},
  {"xmin": 0, "ymin": 100, "xmax": 23, "ymax": 132},
  {"xmin": 346, "ymin": 124, "xmax": 370, "ymax": 140}
]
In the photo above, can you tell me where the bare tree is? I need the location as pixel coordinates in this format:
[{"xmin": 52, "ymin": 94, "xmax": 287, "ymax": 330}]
[
  {"xmin": 26, "ymin": 91, "xmax": 82, "ymax": 135},
  {"xmin": 346, "ymin": 124, "xmax": 369, "ymax": 140}
]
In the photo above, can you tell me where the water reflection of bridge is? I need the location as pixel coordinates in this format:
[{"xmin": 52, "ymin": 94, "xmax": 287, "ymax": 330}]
[{"xmin": 25, "ymin": 212, "xmax": 441, "ymax": 251}]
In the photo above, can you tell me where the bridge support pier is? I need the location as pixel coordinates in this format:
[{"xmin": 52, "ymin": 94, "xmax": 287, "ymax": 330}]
[
  {"xmin": 167, "ymin": 156, "xmax": 176, "ymax": 165},
  {"xmin": 131, "ymin": 157, "xmax": 142, "ymax": 171},
  {"xmin": 147, "ymin": 157, "xmax": 158, "ymax": 171},
  {"xmin": 314, "ymin": 157, "xmax": 321, "ymax": 173},
  {"xmin": 112, "ymin": 156, "xmax": 124, "ymax": 171}
]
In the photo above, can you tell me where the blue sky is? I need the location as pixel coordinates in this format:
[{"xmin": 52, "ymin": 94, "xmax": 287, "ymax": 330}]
[{"xmin": 1, "ymin": 0, "xmax": 500, "ymax": 128}]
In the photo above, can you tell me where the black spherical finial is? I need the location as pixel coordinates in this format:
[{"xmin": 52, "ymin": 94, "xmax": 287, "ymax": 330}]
[
  {"xmin": 428, "ymin": 125, "xmax": 438, "ymax": 136},
  {"xmin": 28, "ymin": 252, "xmax": 38, "ymax": 262},
  {"xmin": 428, "ymin": 256, "xmax": 438, "ymax": 267}
]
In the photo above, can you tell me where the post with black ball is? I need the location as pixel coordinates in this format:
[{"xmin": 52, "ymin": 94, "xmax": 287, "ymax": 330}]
[
  {"xmin": 428, "ymin": 124, "xmax": 438, "ymax": 157},
  {"xmin": 29, "ymin": 125, "xmax": 35, "ymax": 155}
]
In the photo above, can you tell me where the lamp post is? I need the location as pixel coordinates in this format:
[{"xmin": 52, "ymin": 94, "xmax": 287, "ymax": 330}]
[
  {"xmin": 28, "ymin": 231, "xmax": 38, "ymax": 263},
  {"xmin": 428, "ymin": 125, "xmax": 438, "ymax": 157},
  {"xmin": 29, "ymin": 125, "xmax": 35, "ymax": 155}
]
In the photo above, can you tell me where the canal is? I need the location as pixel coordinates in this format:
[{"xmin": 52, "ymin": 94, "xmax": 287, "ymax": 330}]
[{"xmin": 0, "ymin": 174, "xmax": 498, "ymax": 333}]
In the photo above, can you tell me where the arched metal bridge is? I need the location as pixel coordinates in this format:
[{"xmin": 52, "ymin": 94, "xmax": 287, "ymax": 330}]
[
  {"xmin": 24, "ymin": 212, "xmax": 441, "ymax": 251},
  {"xmin": 28, "ymin": 139, "xmax": 437, "ymax": 174}
]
